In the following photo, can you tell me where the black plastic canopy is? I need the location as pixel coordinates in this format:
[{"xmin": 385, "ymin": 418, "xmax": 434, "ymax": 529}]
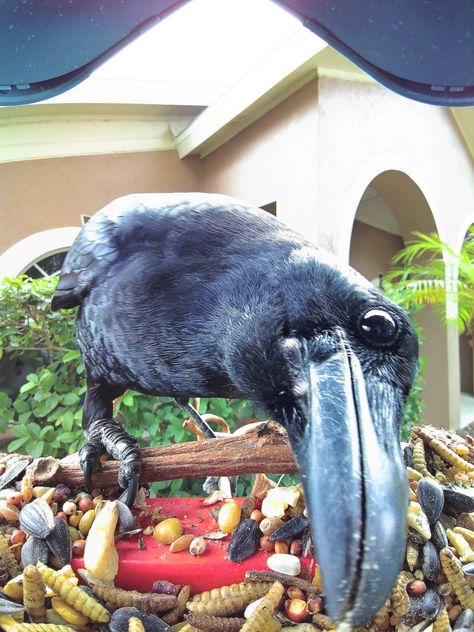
[{"xmin": 1, "ymin": 0, "xmax": 473, "ymax": 107}]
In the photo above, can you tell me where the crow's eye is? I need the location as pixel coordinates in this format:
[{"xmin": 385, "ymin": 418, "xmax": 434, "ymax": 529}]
[{"xmin": 358, "ymin": 308, "xmax": 399, "ymax": 347}]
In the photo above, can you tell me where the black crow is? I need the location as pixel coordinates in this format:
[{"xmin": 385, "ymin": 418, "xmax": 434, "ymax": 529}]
[{"xmin": 52, "ymin": 192, "xmax": 418, "ymax": 625}]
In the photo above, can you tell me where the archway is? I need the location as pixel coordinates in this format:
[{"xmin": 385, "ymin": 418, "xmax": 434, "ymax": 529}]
[
  {"xmin": 349, "ymin": 170, "xmax": 460, "ymax": 429},
  {"xmin": 0, "ymin": 227, "xmax": 80, "ymax": 279}
]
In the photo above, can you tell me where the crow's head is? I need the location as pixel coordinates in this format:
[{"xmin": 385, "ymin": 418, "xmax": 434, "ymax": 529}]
[{"xmin": 225, "ymin": 246, "xmax": 418, "ymax": 626}]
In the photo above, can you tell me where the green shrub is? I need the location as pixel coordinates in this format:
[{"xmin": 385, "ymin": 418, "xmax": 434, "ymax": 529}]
[{"xmin": 0, "ymin": 275, "xmax": 266, "ymax": 496}]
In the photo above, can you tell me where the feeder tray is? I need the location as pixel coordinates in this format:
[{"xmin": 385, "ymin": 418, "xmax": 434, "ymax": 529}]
[{"xmin": 71, "ymin": 497, "xmax": 315, "ymax": 593}]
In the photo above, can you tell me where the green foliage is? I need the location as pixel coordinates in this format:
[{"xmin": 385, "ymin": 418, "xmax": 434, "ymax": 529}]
[
  {"xmin": 383, "ymin": 226, "xmax": 474, "ymax": 334},
  {"xmin": 382, "ymin": 278, "xmax": 425, "ymax": 435},
  {"xmin": 0, "ymin": 275, "xmax": 265, "ymax": 496}
]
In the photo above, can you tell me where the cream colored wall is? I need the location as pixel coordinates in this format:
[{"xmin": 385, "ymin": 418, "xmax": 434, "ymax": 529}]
[
  {"xmin": 349, "ymin": 220, "xmax": 403, "ymax": 280},
  {"xmin": 0, "ymin": 150, "xmax": 201, "ymax": 254},
  {"xmin": 202, "ymin": 81, "xmax": 319, "ymax": 242}
]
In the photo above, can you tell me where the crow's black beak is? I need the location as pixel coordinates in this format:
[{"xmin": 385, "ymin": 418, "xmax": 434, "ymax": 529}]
[{"xmin": 289, "ymin": 337, "xmax": 407, "ymax": 626}]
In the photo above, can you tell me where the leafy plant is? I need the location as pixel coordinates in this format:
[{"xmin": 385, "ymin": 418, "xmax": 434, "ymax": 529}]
[
  {"xmin": 0, "ymin": 275, "xmax": 265, "ymax": 496},
  {"xmin": 383, "ymin": 226, "xmax": 474, "ymax": 335},
  {"xmin": 381, "ymin": 277, "xmax": 425, "ymax": 436}
]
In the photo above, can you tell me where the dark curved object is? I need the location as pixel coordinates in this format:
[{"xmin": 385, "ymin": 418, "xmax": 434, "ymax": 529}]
[{"xmin": 0, "ymin": 0, "xmax": 474, "ymax": 106}]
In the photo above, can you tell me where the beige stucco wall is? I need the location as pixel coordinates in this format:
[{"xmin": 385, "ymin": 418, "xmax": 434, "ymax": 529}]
[
  {"xmin": 0, "ymin": 150, "xmax": 201, "ymax": 254},
  {"xmin": 349, "ymin": 220, "xmax": 404, "ymax": 281},
  {"xmin": 202, "ymin": 81, "xmax": 319, "ymax": 243}
]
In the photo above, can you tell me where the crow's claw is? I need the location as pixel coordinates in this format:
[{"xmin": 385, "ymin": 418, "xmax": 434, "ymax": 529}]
[
  {"xmin": 79, "ymin": 419, "xmax": 142, "ymax": 506},
  {"xmin": 120, "ymin": 461, "xmax": 141, "ymax": 508},
  {"xmin": 79, "ymin": 436, "xmax": 104, "ymax": 492},
  {"xmin": 99, "ymin": 419, "xmax": 142, "ymax": 507}
]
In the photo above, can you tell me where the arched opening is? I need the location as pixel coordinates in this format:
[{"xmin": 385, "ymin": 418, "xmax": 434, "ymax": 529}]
[{"xmin": 349, "ymin": 170, "xmax": 459, "ymax": 429}]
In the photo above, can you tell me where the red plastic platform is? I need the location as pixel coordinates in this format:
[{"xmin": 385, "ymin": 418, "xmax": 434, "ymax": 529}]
[{"xmin": 72, "ymin": 498, "xmax": 314, "ymax": 593}]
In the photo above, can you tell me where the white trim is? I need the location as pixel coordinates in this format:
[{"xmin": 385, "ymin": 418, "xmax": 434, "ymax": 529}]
[
  {"xmin": 174, "ymin": 29, "xmax": 328, "ymax": 158},
  {"xmin": 0, "ymin": 227, "xmax": 80, "ymax": 278},
  {"xmin": 0, "ymin": 110, "xmax": 195, "ymax": 164}
]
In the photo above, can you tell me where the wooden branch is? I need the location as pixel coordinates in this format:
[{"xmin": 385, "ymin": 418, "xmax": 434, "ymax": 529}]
[{"xmin": 25, "ymin": 428, "xmax": 298, "ymax": 488}]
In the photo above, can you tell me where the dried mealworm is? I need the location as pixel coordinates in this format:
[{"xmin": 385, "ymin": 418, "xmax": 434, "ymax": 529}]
[
  {"xmin": 390, "ymin": 571, "xmax": 413, "ymax": 616},
  {"xmin": 161, "ymin": 585, "xmax": 191, "ymax": 625},
  {"xmin": 412, "ymin": 439, "xmax": 432, "ymax": 478},
  {"xmin": 239, "ymin": 581, "xmax": 284, "ymax": 632},
  {"xmin": 91, "ymin": 583, "xmax": 177, "ymax": 613},
  {"xmin": 454, "ymin": 526, "xmax": 474, "ymax": 548},
  {"xmin": 244, "ymin": 571, "xmax": 319, "ymax": 594},
  {"xmin": 0, "ymin": 534, "xmax": 21, "ymax": 578},
  {"xmin": 406, "ymin": 541, "xmax": 419, "ymax": 571},
  {"xmin": 37, "ymin": 562, "xmax": 110, "ymax": 623},
  {"xmin": 440, "ymin": 547, "xmax": 474, "ymax": 609},
  {"xmin": 261, "ymin": 617, "xmax": 282, "ymax": 632},
  {"xmin": 0, "ymin": 551, "xmax": 9, "ymax": 586},
  {"xmin": 191, "ymin": 582, "xmax": 272, "ymax": 603},
  {"xmin": 128, "ymin": 617, "xmax": 146, "ymax": 632},
  {"xmin": 370, "ymin": 598, "xmax": 390, "ymax": 631},
  {"xmin": 446, "ymin": 528, "xmax": 474, "ymax": 562},
  {"xmin": 186, "ymin": 595, "xmax": 251, "ymax": 617},
  {"xmin": 23, "ymin": 565, "xmax": 47, "ymax": 623},
  {"xmin": 0, "ymin": 615, "xmax": 74, "ymax": 631},
  {"xmin": 185, "ymin": 612, "xmax": 245, "ymax": 631},
  {"xmin": 413, "ymin": 426, "xmax": 474, "ymax": 472},
  {"xmin": 312, "ymin": 613, "xmax": 334, "ymax": 629},
  {"xmin": 432, "ymin": 608, "xmax": 451, "ymax": 632}
]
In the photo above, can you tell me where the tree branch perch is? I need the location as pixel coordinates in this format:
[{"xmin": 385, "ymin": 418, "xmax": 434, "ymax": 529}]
[{"xmin": 24, "ymin": 427, "xmax": 298, "ymax": 488}]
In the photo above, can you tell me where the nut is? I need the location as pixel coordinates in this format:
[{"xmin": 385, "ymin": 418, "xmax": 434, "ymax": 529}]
[
  {"xmin": 92, "ymin": 495, "xmax": 104, "ymax": 509},
  {"xmin": 72, "ymin": 539, "xmax": 86, "ymax": 557},
  {"xmin": 407, "ymin": 580, "xmax": 427, "ymax": 597},
  {"xmin": 218, "ymin": 501, "xmax": 241, "ymax": 534},
  {"xmin": 250, "ymin": 510, "xmax": 264, "ymax": 523},
  {"xmin": 287, "ymin": 586, "xmax": 305, "ymax": 600},
  {"xmin": 267, "ymin": 553, "xmax": 301, "ymax": 576},
  {"xmin": 290, "ymin": 539, "xmax": 303, "ymax": 557},
  {"xmin": 189, "ymin": 536, "xmax": 206, "ymax": 556},
  {"xmin": 307, "ymin": 597, "xmax": 323, "ymax": 615},
  {"xmin": 78, "ymin": 496, "xmax": 93, "ymax": 513},
  {"xmin": 153, "ymin": 518, "xmax": 183, "ymax": 544},
  {"xmin": 285, "ymin": 598, "xmax": 308, "ymax": 622},
  {"xmin": 169, "ymin": 534, "xmax": 194, "ymax": 553},
  {"xmin": 9, "ymin": 530, "xmax": 26, "ymax": 546},
  {"xmin": 68, "ymin": 510, "xmax": 84, "ymax": 528},
  {"xmin": 274, "ymin": 541, "xmax": 289, "ymax": 555},
  {"xmin": 78, "ymin": 509, "xmax": 96, "ymax": 536},
  {"xmin": 142, "ymin": 525, "xmax": 154, "ymax": 536},
  {"xmin": 53, "ymin": 484, "xmax": 71, "ymax": 505},
  {"xmin": 62, "ymin": 501, "xmax": 76, "ymax": 516},
  {"xmin": 259, "ymin": 517, "xmax": 284, "ymax": 536},
  {"xmin": 448, "ymin": 605, "xmax": 463, "ymax": 622},
  {"xmin": 259, "ymin": 535, "xmax": 275, "ymax": 552}
]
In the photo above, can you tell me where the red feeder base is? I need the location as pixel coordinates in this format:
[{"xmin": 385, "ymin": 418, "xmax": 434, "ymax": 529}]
[{"xmin": 72, "ymin": 498, "xmax": 314, "ymax": 593}]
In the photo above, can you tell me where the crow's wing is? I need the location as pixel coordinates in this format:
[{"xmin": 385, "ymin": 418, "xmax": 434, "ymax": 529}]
[{"xmin": 51, "ymin": 192, "xmax": 281, "ymax": 310}]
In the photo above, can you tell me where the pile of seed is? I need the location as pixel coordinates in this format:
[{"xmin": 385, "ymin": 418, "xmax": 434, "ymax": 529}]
[{"xmin": 0, "ymin": 424, "xmax": 473, "ymax": 631}]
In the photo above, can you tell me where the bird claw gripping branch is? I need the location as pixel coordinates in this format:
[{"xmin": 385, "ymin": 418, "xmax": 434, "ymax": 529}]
[{"xmin": 80, "ymin": 418, "xmax": 141, "ymax": 508}]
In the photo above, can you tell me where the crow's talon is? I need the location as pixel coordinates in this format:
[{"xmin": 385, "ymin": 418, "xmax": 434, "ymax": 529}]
[
  {"xmin": 79, "ymin": 438, "xmax": 105, "ymax": 492},
  {"xmin": 79, "ymin": 419, "xmax": 142, "ymax": 505}
]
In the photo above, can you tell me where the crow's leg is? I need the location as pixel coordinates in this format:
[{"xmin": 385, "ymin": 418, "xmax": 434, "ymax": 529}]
[
  {"xmin": 175, "ymin": 397, "xmax": 217, "ymax": 439},
  {"xmin": 80, "ymin": 382, "xmax": 141, "ymax": 506},
  {"xmin": 175, "ymin": 398, "xmax": 240, "ymax": 495}
]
